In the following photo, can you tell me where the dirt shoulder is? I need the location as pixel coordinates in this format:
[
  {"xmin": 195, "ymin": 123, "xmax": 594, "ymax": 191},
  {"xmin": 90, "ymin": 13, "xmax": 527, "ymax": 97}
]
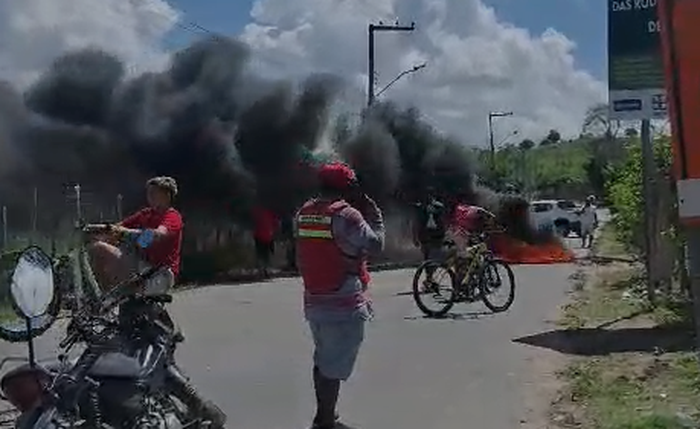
[{"xmin": 548, "ymin": 224, "xmax": 700, "ymax": 429}]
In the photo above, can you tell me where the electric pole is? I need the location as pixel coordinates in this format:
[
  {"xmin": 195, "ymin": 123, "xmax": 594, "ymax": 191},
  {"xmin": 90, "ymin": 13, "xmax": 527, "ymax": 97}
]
[
  {"xmin": 488, "ymin": 111, "xmax": 513, "ymax": 171},
  {"xmin": 367, "ymin": 21, "xmax": 416, "ymax": 107}
]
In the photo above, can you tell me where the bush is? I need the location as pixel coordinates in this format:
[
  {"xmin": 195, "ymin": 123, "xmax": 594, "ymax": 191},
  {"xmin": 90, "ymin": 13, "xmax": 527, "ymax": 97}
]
[{"xmin": 605, "ymin": 137, "xmax": 673, "ymax": 251}]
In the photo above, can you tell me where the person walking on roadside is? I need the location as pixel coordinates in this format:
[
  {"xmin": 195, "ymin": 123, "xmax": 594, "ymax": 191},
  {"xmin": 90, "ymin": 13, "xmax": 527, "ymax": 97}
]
[
  {"xmin": 578, "ymin": 195, "xmax": 598, "ymax": 248},
  {"xmin": 252, "ymin": 205, "xmax": 279, "ymax": 278},
  {"xmin": 295, "ymin": 162, "xmax": 385, "ymax": 429},
  {"xmin": 280, "ymin": 215, "xmax": 298, "ymax": 272}
]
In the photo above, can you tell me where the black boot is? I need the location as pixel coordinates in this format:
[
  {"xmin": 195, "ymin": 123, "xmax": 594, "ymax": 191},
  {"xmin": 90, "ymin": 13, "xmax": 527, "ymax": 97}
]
[
  {"xmin": 166, "ymin": 372, "xmax": 227, "ymax": 428},
  {"xmin": 311, "ymin": 366, "xmax": 341, "ymax": 429}
]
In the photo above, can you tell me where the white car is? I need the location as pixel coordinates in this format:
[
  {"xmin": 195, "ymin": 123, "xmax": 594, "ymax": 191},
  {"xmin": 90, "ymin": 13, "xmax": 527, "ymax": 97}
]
[{"xmin": 528, "ymin": 199, "xmax": 582, "ymax": 237}]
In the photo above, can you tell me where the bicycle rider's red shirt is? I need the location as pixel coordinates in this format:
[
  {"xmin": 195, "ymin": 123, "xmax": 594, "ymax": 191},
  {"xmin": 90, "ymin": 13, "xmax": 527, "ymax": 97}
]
[
  {"xmin": 121, "ymin": 207, "xmax": 183, "ymax": 277},
  {"xmin": 449, "ymin": 204, "xmax": 484, "ymax": 237}
]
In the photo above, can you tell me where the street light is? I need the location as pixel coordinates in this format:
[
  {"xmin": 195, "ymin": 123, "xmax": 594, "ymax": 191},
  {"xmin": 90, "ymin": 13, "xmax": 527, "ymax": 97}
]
[
  {"xmin": 367, "ymin": 21, "xmax": 416, "ymax": 106},
  {"xmin": 488, "ymin": 111, "xmax": 513, "ymax": 170},
  {"xmin": 375, "ymin": 63, "xmax": 427, "ymax": 98}
]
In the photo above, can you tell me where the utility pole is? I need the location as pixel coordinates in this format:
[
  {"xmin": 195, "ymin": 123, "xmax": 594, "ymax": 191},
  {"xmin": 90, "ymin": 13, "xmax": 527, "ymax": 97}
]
[
  {"xmin": 1, "ymin": 206, "xmax": 7, "ymax": 249},
  {"xmin": 367, "ymin": 21, "xmax": 415, "ymax": 107},
  {"xmin": 116, "ymin": 194, "xmax": 123, "ymax": 219},
  {"xmin": 31, "ymin": 187, "xmax": 38, "ymax": 237},
  {"xmin": 73, "ymin": 184, "xmax": 82, "ymax": 224},
  {"xmin": 488, "ymin": 111, "xmax": 513, "ymax": 171},
  {"xmin": 641, "ymin": 119, "xmax": 659, "ymax": 303}
]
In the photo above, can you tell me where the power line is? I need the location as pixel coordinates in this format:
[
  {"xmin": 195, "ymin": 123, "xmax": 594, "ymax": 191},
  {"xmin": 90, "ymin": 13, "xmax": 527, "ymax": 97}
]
[{"xmin": 139, "ymin": 0, "xmax": 222, "ymax": 38}]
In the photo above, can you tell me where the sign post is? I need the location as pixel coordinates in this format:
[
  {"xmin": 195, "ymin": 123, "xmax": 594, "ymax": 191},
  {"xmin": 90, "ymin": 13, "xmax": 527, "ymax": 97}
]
[{"xmin": 608, "ymin": 0, "xmax": 668, "ymax": 302}]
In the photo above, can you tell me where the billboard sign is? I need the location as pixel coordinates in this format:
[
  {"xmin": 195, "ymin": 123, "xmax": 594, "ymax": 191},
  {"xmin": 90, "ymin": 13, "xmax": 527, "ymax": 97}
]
[{"xmin": 608, "ymin": 0, "xmax": 668, "ymax": 120}]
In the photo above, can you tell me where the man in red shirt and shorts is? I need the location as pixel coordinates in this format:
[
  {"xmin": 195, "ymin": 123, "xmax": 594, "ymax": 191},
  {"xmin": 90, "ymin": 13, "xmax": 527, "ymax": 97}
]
[
  {"xmin": 89, "ymin": 176, "xmax": 183, "ymax": 294},
  {"xmin": 87, "ymin": 176, "xmax": 226, "ymax": 427}
]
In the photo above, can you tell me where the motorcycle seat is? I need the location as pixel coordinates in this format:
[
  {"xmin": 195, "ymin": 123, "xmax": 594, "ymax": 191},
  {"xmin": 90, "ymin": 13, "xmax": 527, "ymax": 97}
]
[{"xmin": 88, "ymin": 352, "xmax": 143, "ymax": 379}]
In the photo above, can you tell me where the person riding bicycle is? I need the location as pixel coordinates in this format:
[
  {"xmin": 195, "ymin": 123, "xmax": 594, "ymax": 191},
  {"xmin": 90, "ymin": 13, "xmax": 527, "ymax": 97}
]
[
  {"xmin": 445, "ymin": 198, "xmax": 497, "ymax": 256},
  {"xmin": 420, "ymin": 196, "xmax": 495, "ymax": 289},
  {"xmin": 86, "ymin": 176, "xmax": 226, "ymax": 427}
]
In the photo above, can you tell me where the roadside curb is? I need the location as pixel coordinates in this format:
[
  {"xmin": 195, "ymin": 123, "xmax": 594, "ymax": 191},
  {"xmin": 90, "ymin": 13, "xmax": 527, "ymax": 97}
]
[{"xmin": 175, "ymin": 259, "xmax": 423, "ymax": 292}]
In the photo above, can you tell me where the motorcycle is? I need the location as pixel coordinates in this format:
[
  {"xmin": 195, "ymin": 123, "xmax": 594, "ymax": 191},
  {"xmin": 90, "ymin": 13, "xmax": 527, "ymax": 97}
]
[{"xmin": 0, "ymin": 234, "xmax": 225, "ymax": 428}]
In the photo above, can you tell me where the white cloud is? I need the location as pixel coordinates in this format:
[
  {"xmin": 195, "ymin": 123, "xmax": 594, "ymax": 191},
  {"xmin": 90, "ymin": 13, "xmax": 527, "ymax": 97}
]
[
  {"xmin": 0, "ymin": 0, "xmax": 178, "ymax": 88},
  {"xmin": 0, "ymin": 0, "xmax": 605, "ymax": 144},
  {"xmin": 241, "ymin": 0, "xmax": 606, "ymax": 143}
]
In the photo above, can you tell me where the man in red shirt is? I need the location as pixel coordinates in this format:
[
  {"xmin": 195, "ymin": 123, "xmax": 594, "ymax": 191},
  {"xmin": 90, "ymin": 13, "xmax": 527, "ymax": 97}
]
[
  {"xmin": 87, "ymin": 176, "xmax": 226, "ymax": 427},
  {"xmin": 252, "ymin": 205, "xmax": 279, "ymax": 278},
  {"xmin": 88, "ymin": 176, "xmax": 183, "ymax": 293}
]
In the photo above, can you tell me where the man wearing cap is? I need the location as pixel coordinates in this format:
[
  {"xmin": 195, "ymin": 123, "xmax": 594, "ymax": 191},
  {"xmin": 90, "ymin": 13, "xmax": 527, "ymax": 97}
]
[{"xmin": 295, "ymin": 162, "xmax": 385, "ymax": 429}]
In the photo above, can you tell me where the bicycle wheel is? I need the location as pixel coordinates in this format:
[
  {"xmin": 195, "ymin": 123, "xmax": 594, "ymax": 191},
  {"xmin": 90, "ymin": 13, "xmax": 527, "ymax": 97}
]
[
  {"xmin": 412, "ymin": 260, "xmax": 457, "ymax": 317},
  {"xmin": 477, "ymin": 259, "xmax": 515, "ymax": 313}
]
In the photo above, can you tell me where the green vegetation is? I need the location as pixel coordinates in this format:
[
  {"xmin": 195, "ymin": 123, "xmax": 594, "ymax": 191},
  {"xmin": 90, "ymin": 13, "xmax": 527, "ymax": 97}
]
[
  {"xmin": 551, "ymin": 106, "xmax": 697, "ymax": 427},
  {"xmin": 563, "ymin": 356, "xmax": 699, "ymax": 429},
  {"xmin": 477, "ymin": 104, "xmax": 630, "ymax": 198},
  {"xmin": 554, "ymin": 225, "xmax": 699, "ymax": 429},
  {"xmin": 477, "ymin": 137, "xmax": 597, "ymax": 197},
  {"xmin": 605, "ymin": 136, "xmax": 675, "ymax": 251}
]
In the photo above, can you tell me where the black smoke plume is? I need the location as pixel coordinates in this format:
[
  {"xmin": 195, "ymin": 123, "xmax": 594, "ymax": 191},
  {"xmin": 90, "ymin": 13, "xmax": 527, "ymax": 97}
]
[{"xmin": 0, "ymin": 35, "xmax": 540, "ymax": 247}]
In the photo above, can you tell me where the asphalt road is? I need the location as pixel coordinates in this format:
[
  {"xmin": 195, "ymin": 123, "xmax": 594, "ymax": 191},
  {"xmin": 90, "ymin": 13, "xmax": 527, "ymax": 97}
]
[{"xmin": 1, "ymin": 235, "xmax": 594, "ymax": 429}]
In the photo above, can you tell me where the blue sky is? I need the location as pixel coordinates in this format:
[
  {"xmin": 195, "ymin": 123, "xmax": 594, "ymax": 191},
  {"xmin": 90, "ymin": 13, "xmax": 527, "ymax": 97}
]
[{"xmin": 165, "ymin": 0, "xmax": 607, "ymax": 81}]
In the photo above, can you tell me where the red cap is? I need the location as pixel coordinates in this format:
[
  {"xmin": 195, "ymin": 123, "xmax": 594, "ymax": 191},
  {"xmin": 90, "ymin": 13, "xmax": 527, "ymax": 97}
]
[{"xmin": 318, "ymin": 162, "xmax": 356, "ymax": 190}]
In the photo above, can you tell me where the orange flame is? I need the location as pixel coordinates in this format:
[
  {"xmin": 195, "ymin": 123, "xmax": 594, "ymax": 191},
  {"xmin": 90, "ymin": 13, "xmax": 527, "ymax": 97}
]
[{"xmin": 490, "ymin": 235, "xmax": 574, "ymax": 264}]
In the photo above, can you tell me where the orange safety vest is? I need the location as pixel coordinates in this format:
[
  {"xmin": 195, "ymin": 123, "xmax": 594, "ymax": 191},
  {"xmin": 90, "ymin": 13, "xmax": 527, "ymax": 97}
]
[{"xmin": 296, "ymin": 199, "xmax": 370, "ymax": 307}]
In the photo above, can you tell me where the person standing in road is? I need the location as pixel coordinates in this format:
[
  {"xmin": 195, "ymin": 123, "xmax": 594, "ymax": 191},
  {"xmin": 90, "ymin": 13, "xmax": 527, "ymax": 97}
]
[
  {"xmin": 295, "ymin": 162, "xmax": 385, "ymax": 429},
  {"xmin": 252, "ymin": 205, "xmax": 279, "ymax": 278},
  {"xmin": 578, "ymin": 195, "xmax": 598, "ymax": 248},
  {"xmin": 280, "ymin": 215, "xmax": 298, "ymax": 272},
  {"xmin": 413, "ymin": 188, "xmax": 446, "ymax": 288},
  {"xmin": 413, "ymin": 188, "xmax": 447, "ymax": 260}
]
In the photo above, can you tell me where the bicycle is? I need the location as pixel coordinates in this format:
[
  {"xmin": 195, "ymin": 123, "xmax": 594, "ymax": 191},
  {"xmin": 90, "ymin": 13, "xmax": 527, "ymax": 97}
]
[{"xmin": 411, "ymin": 228, "xmax": 516, "ymax": 318}]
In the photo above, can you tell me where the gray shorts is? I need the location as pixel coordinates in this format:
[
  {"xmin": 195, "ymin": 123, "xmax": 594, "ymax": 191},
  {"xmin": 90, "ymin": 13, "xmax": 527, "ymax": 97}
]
[
  {"xmin": 119, "ymin": 244, "xmax": 174, "ymax": 295},
  {"xmin": 309, "ymin": 318, "xmax": 366, "ymax": 381}
]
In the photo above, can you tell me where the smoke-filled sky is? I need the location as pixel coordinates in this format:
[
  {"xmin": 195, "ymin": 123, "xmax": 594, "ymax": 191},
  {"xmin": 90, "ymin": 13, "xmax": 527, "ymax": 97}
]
[
  {"xmin": 0, "ymin": 0, "xmax": 605, "ymax": 143},
  {"xmin": 0, "ymin": 3, "xmax": 549, "ymax": 245}
]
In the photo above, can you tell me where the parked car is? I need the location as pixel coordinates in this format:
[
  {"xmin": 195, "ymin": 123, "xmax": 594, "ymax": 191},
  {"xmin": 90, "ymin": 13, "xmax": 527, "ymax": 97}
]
[{"xmin": 528, "ymin": 199, "xmax": 582, "ymax": 237}]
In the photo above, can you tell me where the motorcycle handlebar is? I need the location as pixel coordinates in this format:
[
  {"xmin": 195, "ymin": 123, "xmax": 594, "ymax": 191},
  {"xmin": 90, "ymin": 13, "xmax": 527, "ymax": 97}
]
[
  {"xmin": 58, "ymin": 332, "xmax": 79, "ymax": 350},
  {"xmin": 81, "ymin": 223, "xmax": 113, "ymax": 234},
  {"xmin": 58, "ymin": 265, "xmax": 166, "ymax": 348}
]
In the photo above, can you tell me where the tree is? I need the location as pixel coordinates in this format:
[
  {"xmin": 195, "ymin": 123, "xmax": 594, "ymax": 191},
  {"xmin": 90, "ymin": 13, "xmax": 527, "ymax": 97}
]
[
  {"xmin": 546, "ymin": 129, "xmax": 561, "ymax": 144},
  {"xmin": 518, "ymin": 139, "xmax": 535, "ymax": 150},
  {"xmin": 582, "ymin": 103, "xmax": 620, "ymax": 138}
]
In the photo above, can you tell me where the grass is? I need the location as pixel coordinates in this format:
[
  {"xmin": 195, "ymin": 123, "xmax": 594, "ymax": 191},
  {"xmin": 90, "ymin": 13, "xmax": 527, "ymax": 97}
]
[
  {"xmin": 595, "ymin": 222, "xmax": 630, "ymax": 258},
  {"xmin": 0, "ymin": 302, "xmax": 16, "ymax": 322},
  {"xmin": 553, "ymin": 223, "xmax": 700, "ymax": 429}
]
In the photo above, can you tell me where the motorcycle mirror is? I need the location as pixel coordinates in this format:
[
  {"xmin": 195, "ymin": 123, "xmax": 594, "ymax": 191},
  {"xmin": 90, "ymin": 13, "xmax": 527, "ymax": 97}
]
[
  {"xmin": 10, "ymin": 247, "xmax": 54, "ymax": 319},
  {"xmin": 136, "ymin": 229, "xmax": 155, "ymax": 249}
]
